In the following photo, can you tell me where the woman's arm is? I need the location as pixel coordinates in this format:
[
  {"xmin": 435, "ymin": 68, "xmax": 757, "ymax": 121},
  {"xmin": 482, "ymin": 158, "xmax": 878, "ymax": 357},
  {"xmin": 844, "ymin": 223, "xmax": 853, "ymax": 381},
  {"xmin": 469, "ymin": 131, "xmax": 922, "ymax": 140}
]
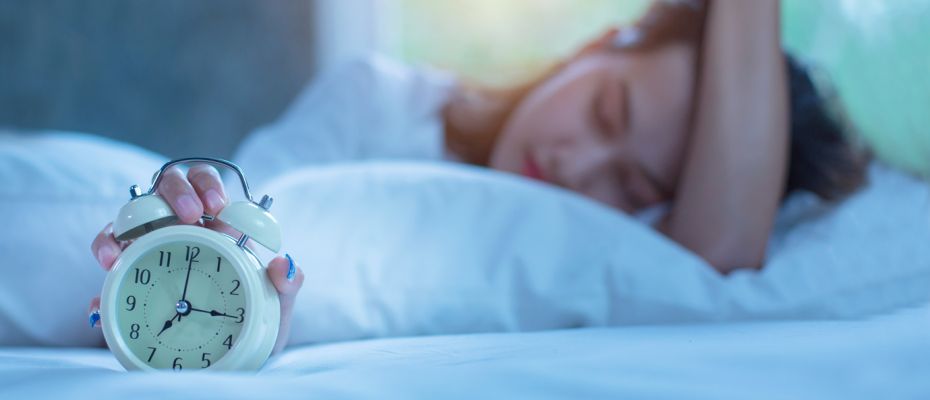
[{"xmin": 661, "ymin": 0, "xmax": 788, "ymax": 273}]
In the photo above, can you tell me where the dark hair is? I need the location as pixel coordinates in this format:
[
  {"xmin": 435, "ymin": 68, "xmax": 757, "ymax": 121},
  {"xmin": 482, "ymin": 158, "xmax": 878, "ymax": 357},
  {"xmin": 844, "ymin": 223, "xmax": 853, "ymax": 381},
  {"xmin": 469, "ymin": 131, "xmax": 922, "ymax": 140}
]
[{"xmin": 784, "ymin": 56, "xmax": 869, "ymax": 200}]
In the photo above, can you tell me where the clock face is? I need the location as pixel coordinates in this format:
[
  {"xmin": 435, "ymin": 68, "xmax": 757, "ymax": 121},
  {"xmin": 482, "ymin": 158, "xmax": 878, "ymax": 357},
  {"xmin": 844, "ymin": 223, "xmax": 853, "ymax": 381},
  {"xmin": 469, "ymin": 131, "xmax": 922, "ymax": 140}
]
[{"xmin": 115, "ymin": 241, "xmax": 246, "ymax": 370}]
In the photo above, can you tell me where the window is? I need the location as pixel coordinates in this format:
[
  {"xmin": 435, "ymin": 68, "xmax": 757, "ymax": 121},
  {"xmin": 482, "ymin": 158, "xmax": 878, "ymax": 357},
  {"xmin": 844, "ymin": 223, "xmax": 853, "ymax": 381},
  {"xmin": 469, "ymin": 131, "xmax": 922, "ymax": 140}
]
[{"xmin": 387, "ymin": 0, "xmax": 650, "ymax": 85}]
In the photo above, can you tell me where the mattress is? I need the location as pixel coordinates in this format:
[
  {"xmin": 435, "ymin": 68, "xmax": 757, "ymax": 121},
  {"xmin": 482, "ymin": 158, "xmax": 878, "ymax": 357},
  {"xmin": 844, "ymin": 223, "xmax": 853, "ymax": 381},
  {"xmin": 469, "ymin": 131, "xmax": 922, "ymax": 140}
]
[{"xmin": 2, "ymin": 301, "xmax": 928, "ymax": 399}]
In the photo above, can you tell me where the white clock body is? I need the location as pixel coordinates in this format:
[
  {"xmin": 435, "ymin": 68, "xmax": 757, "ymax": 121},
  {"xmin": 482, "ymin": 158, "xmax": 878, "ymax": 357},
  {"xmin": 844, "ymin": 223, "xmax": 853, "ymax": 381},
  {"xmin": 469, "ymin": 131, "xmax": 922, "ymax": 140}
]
[{"xmin": 100, "ymin": 225, "xmax": 280, "ymax": 371}]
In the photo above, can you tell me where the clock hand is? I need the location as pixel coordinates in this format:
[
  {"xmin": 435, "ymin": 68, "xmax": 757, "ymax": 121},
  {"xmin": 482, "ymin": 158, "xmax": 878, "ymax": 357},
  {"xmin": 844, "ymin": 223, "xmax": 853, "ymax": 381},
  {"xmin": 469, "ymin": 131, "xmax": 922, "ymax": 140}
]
[
  {"xmin": 180, "ymin": 256, "xmax": 194, "ymax": 302},
  {"xmin": 156, "ymin": 313, "xmax": 181, "ymax": 337},
  {"xmin": 190, "ymin": 307, "xmax": 236, "ymax": 319}
]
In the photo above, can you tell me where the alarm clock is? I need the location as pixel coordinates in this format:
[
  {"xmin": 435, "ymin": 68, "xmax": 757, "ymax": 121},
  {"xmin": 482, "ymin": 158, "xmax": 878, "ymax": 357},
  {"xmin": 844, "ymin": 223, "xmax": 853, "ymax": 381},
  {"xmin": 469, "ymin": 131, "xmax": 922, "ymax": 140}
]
[{"xmin": 100, "ymin": 157, "xmax": 281, "ymax": 371}]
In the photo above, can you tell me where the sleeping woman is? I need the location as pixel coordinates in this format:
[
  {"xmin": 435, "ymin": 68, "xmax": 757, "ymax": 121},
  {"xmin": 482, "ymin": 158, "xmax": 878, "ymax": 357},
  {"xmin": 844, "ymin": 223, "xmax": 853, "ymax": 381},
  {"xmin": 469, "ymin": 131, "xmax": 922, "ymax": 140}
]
[{"xmin": 88, "ymin": 0, "xmax": 868, "ymax": 352}]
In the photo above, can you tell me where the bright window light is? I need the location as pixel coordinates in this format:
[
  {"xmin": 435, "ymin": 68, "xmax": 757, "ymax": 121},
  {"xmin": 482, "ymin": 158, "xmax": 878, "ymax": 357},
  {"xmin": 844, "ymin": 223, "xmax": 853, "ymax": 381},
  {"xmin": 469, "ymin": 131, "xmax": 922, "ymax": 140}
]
[{"xmin": 387, "ymin": 0, "xmax": 650, "ymax": 85}]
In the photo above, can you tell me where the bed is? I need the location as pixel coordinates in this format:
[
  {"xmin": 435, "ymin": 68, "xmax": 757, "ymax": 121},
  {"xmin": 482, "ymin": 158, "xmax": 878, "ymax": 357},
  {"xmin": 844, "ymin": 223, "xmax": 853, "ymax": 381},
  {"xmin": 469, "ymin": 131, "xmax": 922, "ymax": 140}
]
[
  {"xmin": 1, "ymin": 133, "xmax": 929, "ymax": 398},
  {"xmin": 2, "ymin": 302, "xmax": 929, "ymax": 399}
]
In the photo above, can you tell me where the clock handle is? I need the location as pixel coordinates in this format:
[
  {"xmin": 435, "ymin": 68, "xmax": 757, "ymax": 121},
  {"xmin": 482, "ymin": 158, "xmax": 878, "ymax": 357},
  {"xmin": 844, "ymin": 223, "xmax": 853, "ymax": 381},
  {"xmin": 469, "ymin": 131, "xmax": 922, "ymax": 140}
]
[{"xmin": 146, "ymin": 157, "xmax": 261, "ymax": 204}]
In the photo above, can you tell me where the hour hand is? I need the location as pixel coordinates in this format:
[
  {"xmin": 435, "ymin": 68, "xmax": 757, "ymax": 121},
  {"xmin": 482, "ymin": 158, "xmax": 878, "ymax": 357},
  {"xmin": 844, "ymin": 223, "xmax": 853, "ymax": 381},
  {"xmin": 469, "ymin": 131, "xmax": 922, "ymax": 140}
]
[{"xmin": 156, "ymin": 313, "xmax": 180, "ymax": 336}]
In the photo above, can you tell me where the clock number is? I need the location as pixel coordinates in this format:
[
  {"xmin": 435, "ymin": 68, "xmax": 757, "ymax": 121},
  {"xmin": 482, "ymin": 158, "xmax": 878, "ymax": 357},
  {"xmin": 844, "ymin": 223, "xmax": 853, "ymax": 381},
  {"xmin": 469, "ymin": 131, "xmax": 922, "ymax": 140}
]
[
  {"xmin": 185, "ymin": 246, "xmax": 200, "ymax": 263},
  {"xmin": 216, "ymin": 257, "xmax": 222, "ymax": 272},
  {"xmin": 172, "ymin": 357, "xmax": 183, "ymax": 371},
  {"xmin": 223, "ymin": 334, "xmax": 233, "ymax": 350},
  {"xmin": 235, "ymin": 307, "xmax": 245, "ymax": 323},
  {"xmin": 201, "ymin": 352, "xmax": 212, "ymax": 368},
  {"xmin": 230, "ymin": 279, "xmax": 240, "ymax": 295},
  {"xmin": 126, "ymin": 295, "xmax": 136, "ymax": 311},
  {"xmin": 146, "ymin": 346, "xmax": 157, "ymax": 362},
  {"xmin": 159, "ymin": 251, "xmax": 172, "ymax": 267},
  {"xmin": 129, "ymin": 323, "xmax": 140, "ymax": 339},
  {"xmin": 134, "ymin": 268, "xmax": 151, "ymax": 285}
]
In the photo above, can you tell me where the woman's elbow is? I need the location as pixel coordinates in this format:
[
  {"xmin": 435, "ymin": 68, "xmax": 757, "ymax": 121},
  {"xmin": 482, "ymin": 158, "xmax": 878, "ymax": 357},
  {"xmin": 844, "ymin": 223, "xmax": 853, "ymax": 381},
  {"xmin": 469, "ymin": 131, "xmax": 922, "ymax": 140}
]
[
  {"xmin": 660, "ymin": 217, "xmax": 770, "ymax": 275},
  {"xmin": 701, "ymin": 247, "xmax": 766, "ymax": 275}
]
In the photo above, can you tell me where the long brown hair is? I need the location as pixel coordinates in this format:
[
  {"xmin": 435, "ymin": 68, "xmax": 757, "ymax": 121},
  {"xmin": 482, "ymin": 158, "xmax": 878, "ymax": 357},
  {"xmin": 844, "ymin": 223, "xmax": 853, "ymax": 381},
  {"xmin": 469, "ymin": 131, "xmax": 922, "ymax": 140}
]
[{"xmin": 444, "ymin": 1, "xmax": 869, "ymax": 200}]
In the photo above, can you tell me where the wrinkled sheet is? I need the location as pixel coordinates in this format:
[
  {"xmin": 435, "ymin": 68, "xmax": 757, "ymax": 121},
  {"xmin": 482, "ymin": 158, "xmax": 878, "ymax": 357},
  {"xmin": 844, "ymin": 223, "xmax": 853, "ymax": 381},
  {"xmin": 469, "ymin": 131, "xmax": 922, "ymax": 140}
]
[{"xmin": 2, "ymin": 301, "xmax": 928, "ymax": 399}]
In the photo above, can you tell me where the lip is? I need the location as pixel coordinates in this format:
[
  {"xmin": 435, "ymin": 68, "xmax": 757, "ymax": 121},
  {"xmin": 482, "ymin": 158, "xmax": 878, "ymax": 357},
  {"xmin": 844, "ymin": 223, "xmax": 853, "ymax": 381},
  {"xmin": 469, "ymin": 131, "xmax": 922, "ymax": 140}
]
[{"xmin": 522, "ymin": 150, "xmax": 546, "ymax": 182}]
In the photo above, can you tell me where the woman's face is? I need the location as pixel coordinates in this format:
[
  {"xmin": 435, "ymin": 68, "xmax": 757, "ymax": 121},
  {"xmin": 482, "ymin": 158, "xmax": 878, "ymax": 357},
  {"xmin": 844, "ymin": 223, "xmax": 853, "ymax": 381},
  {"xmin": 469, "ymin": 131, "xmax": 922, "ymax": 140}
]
[{"xmin": 489, "ymin": 43, "xmax": 696, "ymax": 213}]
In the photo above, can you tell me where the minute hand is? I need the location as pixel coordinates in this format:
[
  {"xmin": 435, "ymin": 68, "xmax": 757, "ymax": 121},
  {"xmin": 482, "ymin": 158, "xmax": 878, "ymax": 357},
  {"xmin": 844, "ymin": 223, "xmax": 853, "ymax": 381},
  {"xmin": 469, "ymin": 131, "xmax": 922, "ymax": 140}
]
[
  {"xmin": 180, "ymin": 257, "xmax": 194, "ymax": 302},
  {"xmin": 190, "ymin": 307, "xmax": 236, "ymax": 319}
]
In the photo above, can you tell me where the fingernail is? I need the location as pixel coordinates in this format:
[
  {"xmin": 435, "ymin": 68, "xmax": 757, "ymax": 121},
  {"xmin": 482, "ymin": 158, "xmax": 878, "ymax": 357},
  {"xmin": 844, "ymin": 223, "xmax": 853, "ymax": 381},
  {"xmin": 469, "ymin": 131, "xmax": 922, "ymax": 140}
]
[
  {"xmin": 204, "ymin": 189, "xmax": 225, "ymax": 213},
  {"xmin": 97, "ymin": 246, "xmax": 115, "ymax": 268},
  {"xmin": 285, "ymin": 253, "xmax": 296, "ymax": 282},
  {"xmin": 176, "ymin": 194, "xmax": 198, "ymax": 221},
  {"xmin": 89, "ymin": 310, "xmax": 100, "ymax": 328}
]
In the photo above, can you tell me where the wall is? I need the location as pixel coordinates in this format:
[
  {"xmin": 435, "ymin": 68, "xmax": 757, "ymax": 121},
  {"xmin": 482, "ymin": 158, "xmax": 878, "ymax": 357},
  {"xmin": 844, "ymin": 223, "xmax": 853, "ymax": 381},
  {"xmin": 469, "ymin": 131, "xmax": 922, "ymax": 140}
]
[{"xmin": 0, "ymin": 0, "xmax": 316, "ymax": 159}]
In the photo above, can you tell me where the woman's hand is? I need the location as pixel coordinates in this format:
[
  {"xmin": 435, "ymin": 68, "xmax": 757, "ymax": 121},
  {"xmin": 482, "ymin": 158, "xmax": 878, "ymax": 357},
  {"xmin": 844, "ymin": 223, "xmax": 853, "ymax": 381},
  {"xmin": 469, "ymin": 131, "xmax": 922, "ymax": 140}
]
[{"xmin": 87, "ymin": 164, "xmax": 304, "ymax": 355}]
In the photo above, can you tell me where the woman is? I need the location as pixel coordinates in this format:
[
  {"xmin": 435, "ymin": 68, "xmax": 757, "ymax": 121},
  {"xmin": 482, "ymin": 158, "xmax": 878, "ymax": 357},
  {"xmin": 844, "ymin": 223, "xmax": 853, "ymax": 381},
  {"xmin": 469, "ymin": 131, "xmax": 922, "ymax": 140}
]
[
  {"xmin": 444, "ymin": 1, "xmax": 867, "ymax": 272},
  {"xmin": 88, "ymin": 0, "xmax": 867, "ymax": 353}
]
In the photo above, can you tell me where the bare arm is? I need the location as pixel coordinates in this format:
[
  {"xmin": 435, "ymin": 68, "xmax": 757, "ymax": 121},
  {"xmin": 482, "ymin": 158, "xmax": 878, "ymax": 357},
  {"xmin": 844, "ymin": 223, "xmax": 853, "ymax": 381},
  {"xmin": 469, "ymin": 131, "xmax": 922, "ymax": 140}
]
[{"xmin": 661, "ymin": 0, "xmax": 788, "ymax": 273}]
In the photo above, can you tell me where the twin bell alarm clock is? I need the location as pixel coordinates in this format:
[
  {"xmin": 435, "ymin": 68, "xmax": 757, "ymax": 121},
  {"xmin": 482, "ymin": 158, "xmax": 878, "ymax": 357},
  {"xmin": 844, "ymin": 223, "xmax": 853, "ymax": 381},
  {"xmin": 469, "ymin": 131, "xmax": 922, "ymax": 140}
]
[{"xmin": 99, "ymin": 157, "xmax": 280, "ymax": 371}]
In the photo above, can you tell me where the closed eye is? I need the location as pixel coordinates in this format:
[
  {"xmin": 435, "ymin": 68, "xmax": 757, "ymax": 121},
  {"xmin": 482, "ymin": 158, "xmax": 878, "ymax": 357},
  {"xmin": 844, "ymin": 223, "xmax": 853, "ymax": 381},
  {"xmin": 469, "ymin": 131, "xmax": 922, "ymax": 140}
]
[
  {"xmin": 595, "ymin": 81, "xmax": 631, "ymax": 139},
  {"xmin": 594, "ymin": 85, "xmax": 613, "ymax": 136},
  {"xmin": 620, "ymin": 83, "xmax": 631, "ymax": 133}
]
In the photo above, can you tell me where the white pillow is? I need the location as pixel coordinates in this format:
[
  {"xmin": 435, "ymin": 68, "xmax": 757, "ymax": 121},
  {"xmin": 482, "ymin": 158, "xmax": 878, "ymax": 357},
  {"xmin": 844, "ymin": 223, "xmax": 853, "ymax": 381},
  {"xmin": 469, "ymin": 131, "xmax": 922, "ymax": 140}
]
[
  {"xmin": 731, "ymin": 164, "xmax": 930, "ymax": 319},
  {"xmin": 2, "ymin": 132, "xmax": 928, "ymax": 349},
  {"xmin": 264, "ymin": 161, "xmax": 930, "ymax": 346},
  {"xmin": 0, "ymin": 132, "xmax": 165, "ymax": 346}
]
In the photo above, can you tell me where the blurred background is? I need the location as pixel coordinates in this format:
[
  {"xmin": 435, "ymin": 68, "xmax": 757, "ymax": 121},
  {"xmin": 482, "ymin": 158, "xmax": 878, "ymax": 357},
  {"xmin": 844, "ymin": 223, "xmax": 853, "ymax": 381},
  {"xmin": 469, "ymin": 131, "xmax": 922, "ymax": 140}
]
[{"xmin": 1, "ymin": 0, "xmax": 927, "ymax": 175}]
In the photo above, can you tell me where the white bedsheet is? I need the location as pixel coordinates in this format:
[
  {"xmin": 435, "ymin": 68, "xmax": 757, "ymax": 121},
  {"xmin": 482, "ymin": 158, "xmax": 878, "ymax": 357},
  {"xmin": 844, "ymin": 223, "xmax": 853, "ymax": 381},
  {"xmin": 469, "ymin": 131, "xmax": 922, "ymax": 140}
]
[{"xmin": 2, "ymin": 301, "xmax": 928, "ymax": 399}]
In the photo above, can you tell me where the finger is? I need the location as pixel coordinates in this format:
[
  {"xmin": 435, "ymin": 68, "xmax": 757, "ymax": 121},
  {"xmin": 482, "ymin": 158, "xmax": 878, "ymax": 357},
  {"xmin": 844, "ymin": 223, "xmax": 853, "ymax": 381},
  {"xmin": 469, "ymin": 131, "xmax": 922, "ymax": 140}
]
[
  {"xmin": 157, "ymin": 166, "xmax": 203, "ymax": 224},
  {"xmin": 267, "ymin": 254, "xmax": 304, "ymax": 355},
  {"xmin": 267, "ymin": 254, "xmax": 304, "ymax": 298},
  {"xmin": 88, "ymin": 297, "xmax": 101, "ymax": 328},
  {"xmin": 91, "ymin": 223, "xmax": 122, "ymax": 271},
  {"xmin": 187, "ymin": 164, "xmax": 228, "ymax": 216}
]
